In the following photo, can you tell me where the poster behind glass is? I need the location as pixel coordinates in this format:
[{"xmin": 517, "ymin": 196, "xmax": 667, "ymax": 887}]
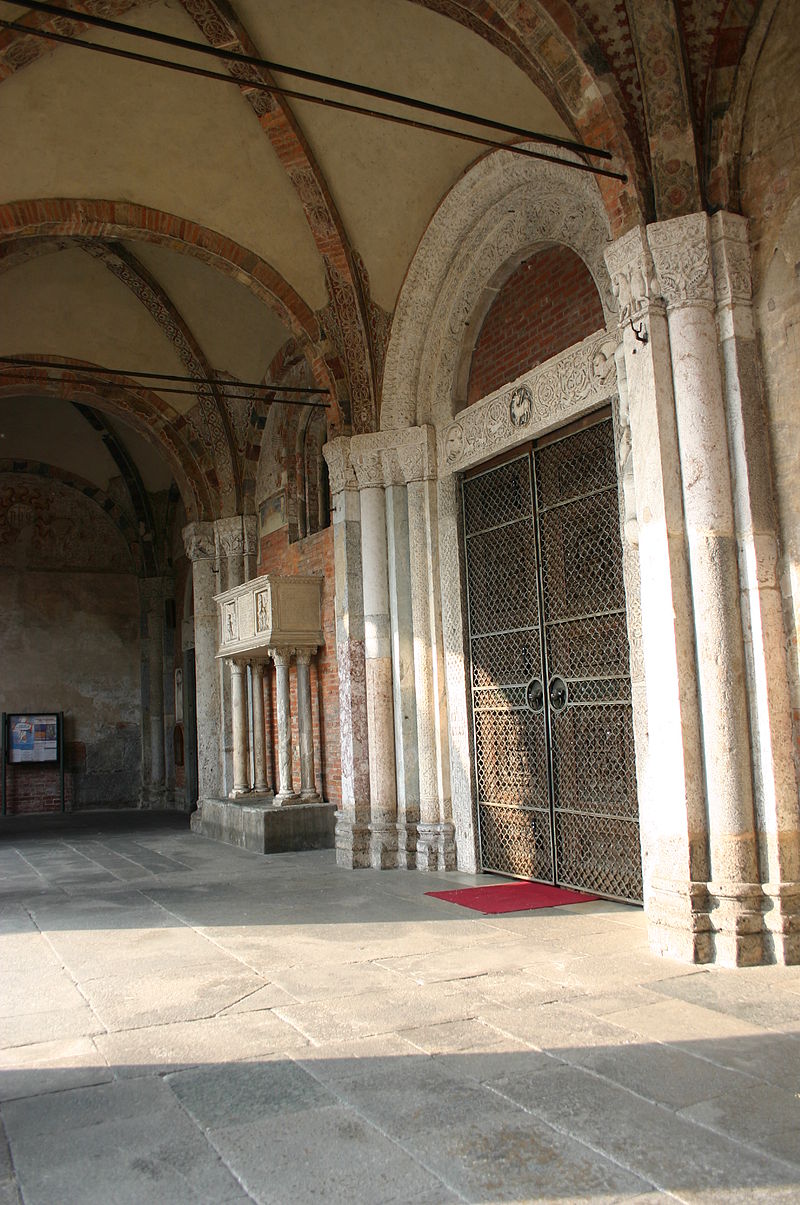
[{"xmin": 7, "ymin": 714, "xmax": 59, "ymax": 764}]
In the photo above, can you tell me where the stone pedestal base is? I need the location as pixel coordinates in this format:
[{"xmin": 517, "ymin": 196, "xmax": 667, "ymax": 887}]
[
  {"xmin": 192, "ymin": 798, "xmax": 336, "ymax": 854},
  {"xmin": 334, "ymin": 815, "xmax": 370, "ymax": 868},
  {"xmin": 273, "ymin": 792, "xmax": 301, "ymax": 806},
  {"xmin": 646, "ymin": 878, "xmax": 713, "ymax": 964},
  {"xmin": 396, "ymin": 822, "xmax": 419, "ymax": 869},
  {"xmin": 416, "ymin": 822, "xmax": 456, "ymax": 872},
  {"xmin": 760, "ymin": 882, "xmax": 800, "ymax": 965},
  {"xmin": 708, "ymin": 882, "xmax": 767, "ymax": 967},
  {"xmin": 369, "ymin": 823, "xmax": 398, "ymax": 869}
]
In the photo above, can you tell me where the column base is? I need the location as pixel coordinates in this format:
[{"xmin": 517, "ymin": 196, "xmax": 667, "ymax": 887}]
[
  {"xmin": 760, "ymin": 881, "xmax": 800, "ymax": 965},
  {"xmin": 228, "ymin": 787, "xmax": 252, "ymax": 800},
  {"xmin": 416, "ymin": 822, "xmax": 456, "ymax": 872},
  {"xmin": 274, "ymin": 791, "xmax": 301, "ymax": 806},
  {"xmin": 301, "ymin": 790, "xmax": 322, "ymax": 803},
  {"xmin": 334, "ymin": 814, "xmax": 370, "ymax": 868},
  {"xmin": 708, "ymin": 881, "xmax": 767, "ymax": 967},
  {"xmin": 369, "ymin": 823, "xmax": 398, "ymax": 869},
  {"xmin": 396, "ymin": 821, "xmax": 419, "ymax": 869},
  {"xmin": 140, "ymin": 785, "xmax": 167, "ymax": 809},
  {"xmin": 646, "ymin": 877, "xmax": 713, "ymax": 964}
]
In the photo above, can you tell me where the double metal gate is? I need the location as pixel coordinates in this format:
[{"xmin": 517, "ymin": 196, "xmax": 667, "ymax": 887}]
[{"xmin": 462, "ymin": 414, "xmax": 642, "ymax": 903}]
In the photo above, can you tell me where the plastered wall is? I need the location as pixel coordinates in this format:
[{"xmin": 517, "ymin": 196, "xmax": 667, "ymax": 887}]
[{"xmin": 0, "ymin": 474, "xmax": 141, "ymax": 811}]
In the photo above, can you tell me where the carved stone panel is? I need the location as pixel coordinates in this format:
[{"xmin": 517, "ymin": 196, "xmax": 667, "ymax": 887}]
[{"xmin": 215, "ymin": 574, "xmax": 323, "ymax": 659}]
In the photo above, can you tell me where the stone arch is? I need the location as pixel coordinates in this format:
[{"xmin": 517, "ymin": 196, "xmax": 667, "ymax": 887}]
[
  {"xmin": 0, "ymin": 459, "xmax": 144, "ymax": 575},
  {"xmin": 0, "ymin": 199, "xmax": 339, "ymax": 403},
  {"xmin": 0, "ymin": 359, "xmax": 215, "ymax": 521},
  {"xmin": 380, "ymin": 146, "xmax": 615, "ymax": 432}
]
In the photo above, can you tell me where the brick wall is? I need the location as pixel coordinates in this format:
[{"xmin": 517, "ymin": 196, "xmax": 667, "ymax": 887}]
[
  {"xmin": 467, "ymin": 246, "xmax": 605, "ymax": 405},
  {"xmin": 258, "ymin": 524, "xmax": 340, "ymax": 808}
]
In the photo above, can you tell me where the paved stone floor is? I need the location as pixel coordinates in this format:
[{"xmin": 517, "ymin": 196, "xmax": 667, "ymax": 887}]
[{"xmin": 1, "ymin": 814, "xmax": 799, "ymax": 1205}]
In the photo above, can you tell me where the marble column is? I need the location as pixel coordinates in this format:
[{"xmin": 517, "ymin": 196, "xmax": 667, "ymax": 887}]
[
  {"xmin": 271, "ymin": 648, "xmax": 297, "ymax": 804},
  {"xmin": 142, "ymin": 580, "xmax": 166, "ymax": 808},
  {"xmin": 215, "ymin": 517, "xmax": 248, "ymax": 797},
  {"xmin": 323, "ymin": 439, "xmax": 371, "ymax": 866},
  {"xmin": 400, "ymin": 429, "xmax": 455, "ymax": 871},
  {"xmin": 605, "ymin": 227, "xmax": 711, "ymax": 963},
  {"xmin": 251, "ymin": 659, "xmax": 269, "ymax": 794},
  {"xmin": 711, "ymin": 212, "xmax": 800, "ymax": 963},
  {"xmin": 295, "ymin": 648, "xmax": 320, "ymax": 801},
  {"xmin": 182, "ymin": 522, "xmax": 221, "ymax": 803},
  {"xmin": 649, "ymin": 213, "xmax": 763, "ymax": 965},
  {"xmin": 228, "ymin": 660, "xmax": 250, "ymax": 798},
  {"xmin": 384, "ymin": 474, "xmax": 420, "ymax": 868},
  {"xmin": 352, "ymin": 448, "xmax": 398, "ymax": 868}
]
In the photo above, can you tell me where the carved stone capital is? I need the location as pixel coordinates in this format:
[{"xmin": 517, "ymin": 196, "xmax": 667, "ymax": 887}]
[
  {"xmin": 243, "ymin": 515, "xmax": 258, "ymax": 557},
  {"xmin": 350, "ymin": 427, "xmax": 437, "ymax": 489},
  {"xmin": 215, "ymin": 516, "xmax": 246, "ymax": 560},
  {"xmin": 227, "ymin": 658, "xmax": 246, "ymax": 677},
  {"xmin": 182, "ymin": 520, "xmax": 215, "ymax": 563},
  {"xmin": 270, "ymin": 647, "xmax": 295, "ymax": 669},
  {"xmin": 604, "ymin": 225, "xmax": 661, "ymax": 326},
  {"xmin": 350, "ymin": 445, "xmax": 384, "ymax": 490},
  {"xmin": 647, "ymin": 213, "xmax": 714, "ymax": 308},
  {"xmin": 322, "ymin": 437, "xmax": 357, "ymax": 495},
  {"xmin": 710, "ymin": 211, "xmax": 752, "ymax": 307},
  {"xmin": 294, "ymin": 647, "xmax": 316, "ymax": 666}
]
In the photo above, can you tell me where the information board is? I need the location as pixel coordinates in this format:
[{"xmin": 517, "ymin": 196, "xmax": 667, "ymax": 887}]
[{"xmin": 7, "ymin": 714, "xmax": 59, "ymax": 764}]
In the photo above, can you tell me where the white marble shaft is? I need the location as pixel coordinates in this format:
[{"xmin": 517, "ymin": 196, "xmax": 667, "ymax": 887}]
[
  {"xmin": 182, "ymin": 523, "xmax": 221, "ymax": 803},
  {"xmin": 648, "ymin": 214, "xmax": 760, "ymax": 901},
  {"xmin": 228, "ymin": 660, "xmax": 250, "ymax": 798},
  {"xmin": 358, "ymin": 482, "xmax": 398, "ymax": 866},
  {"xmin": 295, "ymin": 649, "xmax": 320, "ymax": 801},
  {"xmin": 251, "ymin": 659, "xmax": 269, "ymax": 794},
  {"xmin": 271, "ymin": 648, "xmax": 297, "ymax": 804}
]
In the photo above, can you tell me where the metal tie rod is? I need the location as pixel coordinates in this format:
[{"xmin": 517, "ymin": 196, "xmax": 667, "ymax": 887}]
[
  {"xmin": 10, "ymin": 0, "xmax": 612, "ymax": 161},
  {"xmin": 0, "ymin": 19, "xmax": 626, "ymax": 182}
]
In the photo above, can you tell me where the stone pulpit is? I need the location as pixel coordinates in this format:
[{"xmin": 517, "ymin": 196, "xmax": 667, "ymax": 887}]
[{"xmin": 192, "ymin": 573, "xmax": 335, "ymax": 854}]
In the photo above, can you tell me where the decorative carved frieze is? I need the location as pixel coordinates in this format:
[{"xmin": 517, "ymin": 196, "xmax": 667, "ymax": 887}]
[
  {"xmin": 647, "ymin": 213, "xmax": 714, "ymax": 307},
  {"xmin": 322, "ymin": 438, "xmax": 358, "ymax": 496},
  {"xmin": 710, "ymin": 212, "xmax": 753, "ymax": 306},
  {"xmin": 182, "ymin": 521, "xmax": 216, "ymax": 563},
  {"xmin": 604, "ymin": 225, "xmax": 661, "ymax": 325},
  {"xmin": 215, "ymin": 574, "xmax": 323, "ymax": 659},
  {"xmin": 438, "ymin": 329, "xmax": 619, "ymax": 476},
  {"xmin": 348, "ymin": 427, "xmax": 437, "ymax": 489}
]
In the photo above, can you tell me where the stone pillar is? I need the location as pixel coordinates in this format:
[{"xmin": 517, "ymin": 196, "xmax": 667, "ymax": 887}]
[
  {"xmin": 711, "ymin": 212, "xmax": 800, "ymax": 963},
  {"xmin": 296, "ymin": 648, "xmax": 321, "ymax": 801},
  {"xmin": 400, "ymin": 429, "xmax": 455, "ymax": 871},
  {"xmin": 323, "ymin": 439, "xmax": 371, "ymax": 866},
  {"xmin": 215, "ymin": 517, "xmax": 249, "ymax": 797},
  {"xmin": 649, "ymin": 213, "xmax": 763, "ymax": 965},
  {"xmin": 605, "ymin": 227, "xmax": 711, "ymax": 962},
  {"xmin": 142, "ymin": 579, "xmax": 166, "ymax": 807},
  {"xmin": 384, "ymin": 473, "xmax": 420, "ymax": 867},
  {"xmin": 351, "ymin": 447, "xmax": 398, "ymax": 868},
  {"xmin": 182, "ymin": 522, "xmax": 220, "ymax": 803},
  {"xmin": 251, "ymin": 659, "xmax": 269, "ymax": 794},
  {"xmin": 228, "ymin": 660, "xmax": 250, "ymax": 798},
  {"xmin": 271, "ymin": 648, "xmax": 297, "ymax": 804}
]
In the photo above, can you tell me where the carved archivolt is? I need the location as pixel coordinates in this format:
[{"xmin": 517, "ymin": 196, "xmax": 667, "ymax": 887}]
[{"xmin": 381, "ymin": 146, "xmax": 616, "ymax": 433}]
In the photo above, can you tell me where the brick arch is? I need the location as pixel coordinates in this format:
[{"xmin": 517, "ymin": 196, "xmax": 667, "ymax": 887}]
[
  {"xmin": 0, "ymin": 199, "xmax": 322, "ymax": 352},
  {"xmin": 0, "ymin": 3, "xmax": 376, "ymax": 430},
  {"xmin": 0, "ymin": 458, "xmax": 144, "ymax": 575},
  {"xmin": 0, "ymin": 357, "xmax": 216, "ymax": 521}
]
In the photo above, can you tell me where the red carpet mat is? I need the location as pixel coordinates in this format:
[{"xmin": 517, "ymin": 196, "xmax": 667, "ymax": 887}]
[{"xmin": 425, "ymin": 880, "xmax": 598, "ymax": 914}]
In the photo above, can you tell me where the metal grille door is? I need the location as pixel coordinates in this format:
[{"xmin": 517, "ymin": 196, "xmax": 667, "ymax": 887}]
[{"xmin": 462, "ymin": 416, "xmax": 642, "ymax": 902}]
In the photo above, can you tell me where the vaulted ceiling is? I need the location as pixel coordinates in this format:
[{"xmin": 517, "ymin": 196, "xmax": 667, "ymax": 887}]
[{"xmin": 0, "ymin": 0, "xmax": 771, "ymax": 521}]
